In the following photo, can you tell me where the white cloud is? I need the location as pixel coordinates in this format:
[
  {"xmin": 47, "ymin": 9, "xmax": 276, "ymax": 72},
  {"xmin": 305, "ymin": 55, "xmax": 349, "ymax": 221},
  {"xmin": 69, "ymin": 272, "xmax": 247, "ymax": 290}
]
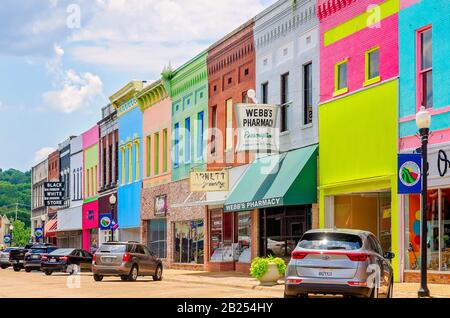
[
  {"xmin": 34, "ymin": 147, "xmax": 56, "ymax": 164},
  {"xmin": 68, "ymin": 0, "xmax": 269, "ymax": 73},
  {"xmin": 42, "ymin": 70, "xmax": 104, "ymax": 113}
]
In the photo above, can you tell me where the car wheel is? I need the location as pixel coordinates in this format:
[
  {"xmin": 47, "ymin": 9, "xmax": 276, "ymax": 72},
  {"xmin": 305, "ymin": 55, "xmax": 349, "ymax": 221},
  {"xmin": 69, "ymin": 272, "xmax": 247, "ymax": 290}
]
[
  {"xmin": 153, "ymin": 265, "xmax": 163, "ymax": 281},
  {"xmin": 120, "ymin": 275, "xmax": 129, "ymax": 281},
  {"xmin": 127, "ymin": 265, "xmax": 138, "ymax": 282},
  {"xmin": 1, "ymin": 265, "xmax": 8, "ymax": 269},
  {"xmin": 13, "ymin": 265, "xmax": 21, "ymax": 272},
  {"xmin": 25, "ymin": 268, "xmax": 31, "ymax": 273},
  {"xmin": 93, "ymin": 274, "xmax": 103, "ymax": 282},
  {"xmin": 44, "ymin": 270, "xmax": 52, "ymax": 276}
]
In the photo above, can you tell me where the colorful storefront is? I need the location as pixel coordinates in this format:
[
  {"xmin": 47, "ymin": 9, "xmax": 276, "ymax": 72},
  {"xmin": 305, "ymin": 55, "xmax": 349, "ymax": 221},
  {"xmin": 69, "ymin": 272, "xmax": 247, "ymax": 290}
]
[
  {"xmin": 109, "ymin": 81, "xmax": 145, "ymax": 242},
  {"xmin": 82, "ymin": 125, "xmax": 99, "ymax": 251},
  {"xmin": 317, "ymin": 0, "xmax": 400, "ymax": 279},
  {"xmin": 398, "ymin": 0, "xmax": 450, "ymax": 282}
]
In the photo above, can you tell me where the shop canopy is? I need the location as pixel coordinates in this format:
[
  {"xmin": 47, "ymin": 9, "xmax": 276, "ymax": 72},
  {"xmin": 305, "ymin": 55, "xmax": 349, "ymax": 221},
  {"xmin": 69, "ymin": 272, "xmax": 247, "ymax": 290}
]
[{"xmin": 224, "ymin": 144, "xmax": 318, "ymax": 212}]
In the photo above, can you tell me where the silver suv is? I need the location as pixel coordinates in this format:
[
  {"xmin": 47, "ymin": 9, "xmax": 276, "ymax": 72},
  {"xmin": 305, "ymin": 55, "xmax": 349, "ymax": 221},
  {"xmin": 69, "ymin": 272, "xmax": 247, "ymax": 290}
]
[
  {"xmin": 284, "ymin": 229, "xmax": 395, "ymax": 298},
  {"xmin": 92, "ymin": 242, "xmax": 163, "ymax": 282}
]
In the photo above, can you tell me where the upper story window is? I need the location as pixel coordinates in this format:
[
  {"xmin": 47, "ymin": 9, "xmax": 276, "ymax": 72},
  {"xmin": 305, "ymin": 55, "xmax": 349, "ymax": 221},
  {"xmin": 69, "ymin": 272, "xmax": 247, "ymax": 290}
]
[
  {"xmin": 280, "ymin": 73, "xmax": 289, "ymax": 132},
  {"xmin": 174, "ymin": 123, "xmax": 180, "ymax": 167},
  {"xmin": 261, "ymin": 82, "xmax": 268, "ymax": 104},
  {"xmin": 333, "ymin": 59, "xmax": 348, "ymax": 97},
  {"xmin": 418, "ymin": 27, "xmax": 433, "ymax": 108},
  {"xmin": 211, "ymin": 106, "xmax": 217, "ymax": 155},
  {"xmin": 364, "ymin": 47, "xmax": 380, "ymax": 86},
  {"xmin": 303, "ymin": 62, "xmax": 313, "ymax": 125},
  {"xmin": 185, "ymin": 117, "xmax": 191, "ymax": 163}
]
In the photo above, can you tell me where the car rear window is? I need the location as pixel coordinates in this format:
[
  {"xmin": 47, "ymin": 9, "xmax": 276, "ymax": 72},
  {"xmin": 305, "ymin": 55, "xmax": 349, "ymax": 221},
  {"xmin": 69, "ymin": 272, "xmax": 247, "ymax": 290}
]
[
  {"xmin": 298, "ymin": 233, "xmax": 363, "ymax": 251},
  {"xmin": 97, "ymin": 244, "xmax": 127, "ymax": 253},
  {"xmin": 30, "ymin": 248, "xmax": 48, "ymax": 254},
  {"xmin": 50, "ymin": 249, "xmax": 75, "ymax": 255}
]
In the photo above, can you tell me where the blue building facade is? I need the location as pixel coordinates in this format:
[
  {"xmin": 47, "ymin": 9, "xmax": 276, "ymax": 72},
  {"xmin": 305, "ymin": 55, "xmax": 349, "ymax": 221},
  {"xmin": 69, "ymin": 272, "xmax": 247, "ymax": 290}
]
[
  {"xmin": 398, "ymin": 0, "xmax": 450, "ymax": 279},
  {"xmin": 109, "ymin": 81, "xmax": 145, "ymax": 242}
]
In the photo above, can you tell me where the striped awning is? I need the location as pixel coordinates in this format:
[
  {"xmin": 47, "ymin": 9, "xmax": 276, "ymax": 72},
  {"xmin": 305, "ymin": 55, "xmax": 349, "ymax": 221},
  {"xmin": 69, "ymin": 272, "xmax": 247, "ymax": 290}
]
[{"xmin": 45, "ymin": 218, "xmax": 58, "ymax": 237}]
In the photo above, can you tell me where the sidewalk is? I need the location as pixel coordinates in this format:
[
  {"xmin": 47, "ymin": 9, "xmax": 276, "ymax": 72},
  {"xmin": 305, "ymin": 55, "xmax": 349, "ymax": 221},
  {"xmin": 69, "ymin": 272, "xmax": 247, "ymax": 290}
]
[{"xmin": 163, "ymin": 269, "xmax": 450, "ymax": 298}]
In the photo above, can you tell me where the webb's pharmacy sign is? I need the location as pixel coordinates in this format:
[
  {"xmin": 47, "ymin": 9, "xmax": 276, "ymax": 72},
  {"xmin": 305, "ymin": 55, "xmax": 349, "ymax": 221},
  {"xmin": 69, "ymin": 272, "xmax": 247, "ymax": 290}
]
[{"xmin": 235, "ymin": 103, "xmax": 279, "ymax": 153}]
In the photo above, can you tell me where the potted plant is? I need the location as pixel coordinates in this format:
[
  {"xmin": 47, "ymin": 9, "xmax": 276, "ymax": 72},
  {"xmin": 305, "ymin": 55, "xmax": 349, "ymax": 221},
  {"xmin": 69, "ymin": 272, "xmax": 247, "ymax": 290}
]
[{"xmin": 250, "ymin": 256, "xmax": 286, "ymax": 286}]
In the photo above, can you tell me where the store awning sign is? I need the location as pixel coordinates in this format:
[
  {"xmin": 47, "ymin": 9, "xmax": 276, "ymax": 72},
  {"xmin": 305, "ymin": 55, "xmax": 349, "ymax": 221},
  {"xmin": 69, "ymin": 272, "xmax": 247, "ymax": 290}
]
[
  {"xmin": 224, "ymin": 197, "xmax": 283, "ymax": 212},
  {"xmin": 235, "ymin": 103, "xmax": 279, "ymax": 153},
  {"xmin": 398, "ymin": 154, "xmax": 422, "ymax": 194},
  {"xmin": 189, "ymin": 171, "xmax": 229, "ymax": 192}
]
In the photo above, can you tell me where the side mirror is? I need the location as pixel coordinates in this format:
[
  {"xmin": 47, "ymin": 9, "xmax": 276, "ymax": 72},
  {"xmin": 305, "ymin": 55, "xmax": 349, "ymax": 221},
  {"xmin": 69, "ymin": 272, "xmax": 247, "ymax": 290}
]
[{"xmin": 384, "ymin": 252, "xmax": 395, "ymax": 260}]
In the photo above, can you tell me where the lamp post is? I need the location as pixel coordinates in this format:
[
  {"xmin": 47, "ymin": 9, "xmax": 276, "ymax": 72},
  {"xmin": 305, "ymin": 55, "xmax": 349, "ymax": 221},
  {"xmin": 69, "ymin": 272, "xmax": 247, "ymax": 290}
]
[
  {"xmin": 9, "ymin": 224, "xmax": 14, "ymax": 247},
  {"xmin": 416, "ymin": 106, "xmax": 431, "ymax": 298},
  {"xmin": 109, "ymin": 194, "xmax": 117, "ymax": 242},
  {"xmin": 40, "ymin": 214, "xmax": 46, "ymax": 243}
]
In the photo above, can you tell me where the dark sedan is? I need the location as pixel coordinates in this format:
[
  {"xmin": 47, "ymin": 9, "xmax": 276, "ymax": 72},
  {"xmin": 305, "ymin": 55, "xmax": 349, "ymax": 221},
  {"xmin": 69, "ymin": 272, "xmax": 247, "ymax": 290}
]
[
  {"xmin": 41, "ymin": 248, "xmax": 93, "ymax": 275},
  {"xmin": 24, "ymin": 246, "xmax": 59, "ymax": 272}
]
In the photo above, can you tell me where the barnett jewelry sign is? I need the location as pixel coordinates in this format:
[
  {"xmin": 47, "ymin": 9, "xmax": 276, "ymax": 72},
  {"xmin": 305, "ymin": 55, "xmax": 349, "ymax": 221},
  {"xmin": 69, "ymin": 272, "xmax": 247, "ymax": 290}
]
[
  {"xmin": 189, "ymin": 171, "xmax": 229, "ymax": 192},
  {"xmin": 235, "ymin": 103, "xmax": 279, "ymax": 153}
]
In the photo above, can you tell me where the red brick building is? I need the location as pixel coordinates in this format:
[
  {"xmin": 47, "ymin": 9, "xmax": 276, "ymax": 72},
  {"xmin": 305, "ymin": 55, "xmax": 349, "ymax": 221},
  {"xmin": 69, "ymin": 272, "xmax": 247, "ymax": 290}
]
[{"xmin": 205, "ymin": 20, "xmax": 257, "ymax": 272}]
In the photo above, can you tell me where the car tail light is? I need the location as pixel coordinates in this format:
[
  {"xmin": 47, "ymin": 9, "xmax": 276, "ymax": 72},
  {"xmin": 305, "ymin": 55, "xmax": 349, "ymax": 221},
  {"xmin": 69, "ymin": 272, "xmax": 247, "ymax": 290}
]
[
  {"xmin": 122, "ymin": 252, "xmax": 131, "ymax": 262},
  {"xmin": 93, "ymin": 254, "xmax": 97, "ymax": 263},
  {"xmin": 347, "ymin": 281, "xmax": 368, "ymax": 287},
  {"xmin": 292, "ymin": 251, "xmax": 308, "ymax": 259},
  {"xmin": 59, "ymin": 256, "xmax": 69, "ymax": 261},
  {"xmin": 346, "ymin": 253, "xmax": 369, "ymax": 262},
  {"xmin": 286, "ymin": 279, "xmax": 302, "ymax": 284},
  {"xmin": 41, "ymin": 256, "xmax": 48, "ymax": 261}
]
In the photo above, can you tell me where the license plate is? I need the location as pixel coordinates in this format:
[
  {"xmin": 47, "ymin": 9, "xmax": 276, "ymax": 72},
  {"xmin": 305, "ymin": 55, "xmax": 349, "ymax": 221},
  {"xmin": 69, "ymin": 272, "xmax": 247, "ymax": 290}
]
[
  {"xmin": 50, "ymin": 259, "xmax": 56, "ymax": 263},
  {"xmin": 318, "ymin": 271, "xmax": 333, "ymax": 277},
  {"xmin": 103, "ymin": 257, "xmax": 113, "ymax": 263},
  {"xmin": 31, "ymin": 255, "xmax": 39, "ymax": 259}
]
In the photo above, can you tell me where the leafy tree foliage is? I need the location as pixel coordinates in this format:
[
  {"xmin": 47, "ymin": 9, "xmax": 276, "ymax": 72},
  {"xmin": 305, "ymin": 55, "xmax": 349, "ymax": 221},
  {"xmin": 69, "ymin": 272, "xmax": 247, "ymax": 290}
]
[{"xmin": 0, "ymin": 169, "xmax": 31, "ymax": 227}]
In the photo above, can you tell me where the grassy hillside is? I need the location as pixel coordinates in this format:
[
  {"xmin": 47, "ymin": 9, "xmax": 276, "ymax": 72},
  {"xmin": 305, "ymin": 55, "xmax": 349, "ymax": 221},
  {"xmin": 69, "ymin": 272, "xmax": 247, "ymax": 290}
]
[{"xmin": 0, "ymin": 169, "xmax": 31, "ymax": 227}]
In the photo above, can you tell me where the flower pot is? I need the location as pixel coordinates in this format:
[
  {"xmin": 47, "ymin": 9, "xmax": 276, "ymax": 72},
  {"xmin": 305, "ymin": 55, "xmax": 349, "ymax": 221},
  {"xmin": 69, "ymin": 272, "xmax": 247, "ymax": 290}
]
[{"xmin": 258, "ymin": 262, "xmax": 281, "ymax": 286}]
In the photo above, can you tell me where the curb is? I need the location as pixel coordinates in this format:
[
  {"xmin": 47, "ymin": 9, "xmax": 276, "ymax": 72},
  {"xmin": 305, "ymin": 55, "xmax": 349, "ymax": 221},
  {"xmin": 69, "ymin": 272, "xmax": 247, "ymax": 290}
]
[{"xmin": 163, "ymin": 276, "xmax": 285, "ymax": 292}]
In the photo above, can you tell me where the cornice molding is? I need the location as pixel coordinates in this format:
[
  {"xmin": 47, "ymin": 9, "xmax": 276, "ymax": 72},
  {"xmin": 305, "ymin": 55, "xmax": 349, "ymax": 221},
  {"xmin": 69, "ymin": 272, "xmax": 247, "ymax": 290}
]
[
  {"xmin": 109, "ymin": 80, "xmax": 144, "ymax": 108},
  {"xmin": 136, "ymin": 79, "xmax": 169, "ymax": 112},
  {"xmin": 317, "ymin": 0, "xmax": 357, "ymax": 21}
]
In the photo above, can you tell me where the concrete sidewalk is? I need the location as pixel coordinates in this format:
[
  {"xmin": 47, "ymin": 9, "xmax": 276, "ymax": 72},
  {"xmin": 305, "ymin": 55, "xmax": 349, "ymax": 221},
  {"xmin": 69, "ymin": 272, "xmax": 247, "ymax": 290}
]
[{"xmin": 163, "ymin": 269, "xmax": 450, "ymax": 298}]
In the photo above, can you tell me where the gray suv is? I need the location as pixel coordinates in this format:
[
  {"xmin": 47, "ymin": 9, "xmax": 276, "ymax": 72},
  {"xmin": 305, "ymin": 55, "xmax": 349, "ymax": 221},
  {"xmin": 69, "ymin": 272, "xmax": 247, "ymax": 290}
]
[
  {"xmin": 92, "ymin": 242, "xmax": 163, "ymax": 282},
  {"xmin": 284, "ymin": 229, "xmax": 395, "ymax": 298}
]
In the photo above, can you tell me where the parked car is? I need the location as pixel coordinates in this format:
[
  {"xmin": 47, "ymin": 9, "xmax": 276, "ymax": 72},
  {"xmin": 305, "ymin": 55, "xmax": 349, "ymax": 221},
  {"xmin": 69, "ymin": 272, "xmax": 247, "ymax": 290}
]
[
  {"xmin": 24, "ymin": 245, "xmax": 59, "ymax": 272},
  {"xmin": 9, "ymin": 243, "xmax": 55, "ymax": 272},
  {"xmin": 41, "ymin": 248, "xmax": 93, "ymax": 275},
  {"xmin": 284, "ymin": 229, "xmax": 395, "ymax": 298},
  {"xmin": 92, "ymin": 242, "xmax": 163, "ymax": 282},
  {"xmin": 0, "ymin": 248, "xmax": 19, "ymax": 269}
]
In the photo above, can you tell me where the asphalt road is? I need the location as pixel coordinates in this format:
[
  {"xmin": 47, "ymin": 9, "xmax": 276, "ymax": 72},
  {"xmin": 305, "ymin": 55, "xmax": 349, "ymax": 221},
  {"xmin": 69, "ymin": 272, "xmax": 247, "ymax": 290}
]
[{"xmin": 0, "ymin": 268, "xmax": 282, "ymax": 298}]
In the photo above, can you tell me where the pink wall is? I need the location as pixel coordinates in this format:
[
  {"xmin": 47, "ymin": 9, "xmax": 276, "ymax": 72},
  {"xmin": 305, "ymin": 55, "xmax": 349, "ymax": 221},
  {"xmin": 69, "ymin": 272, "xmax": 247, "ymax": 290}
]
[
  {"xmin": 82, "ymin": 125, "xmax": 99, "ymax": 149},
  {"xmin": 142, "ymin": 97, "xmax": 172, "ymax": 184},
  {"xmin": 319, "ymin": 1, "xmax": 399, "ymax": 102}
]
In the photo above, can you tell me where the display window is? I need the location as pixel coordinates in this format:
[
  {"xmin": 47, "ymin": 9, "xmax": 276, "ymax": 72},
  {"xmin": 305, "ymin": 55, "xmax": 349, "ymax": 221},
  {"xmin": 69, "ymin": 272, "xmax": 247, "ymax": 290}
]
[
  {"xmin": 173, "ymin": 220, "xmax": 204, "ymax": 264},
  {"xmin": 148, "ymin": 219, "xmax": 167, "ymax": 259},
  {"xmin": 405, "ymin": 189, "xmax": 450, "ymax": 271}
]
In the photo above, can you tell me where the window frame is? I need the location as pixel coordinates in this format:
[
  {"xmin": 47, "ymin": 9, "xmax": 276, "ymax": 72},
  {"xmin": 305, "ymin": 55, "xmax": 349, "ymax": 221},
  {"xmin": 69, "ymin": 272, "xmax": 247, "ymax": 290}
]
[
  {"xmin": 197, "ymin": 111, "xmax": 204, "ymax": 161},
  {"xmin": 416, "ymin": 25, "xmax": 433, "ymax": 110},
  {"xmin": 146, "ymin": 136, "xmax": 151, "ymax": 178},
  {"xmin": 174, "ymin": 123, "xmax": 180, "ymax": 168},
  {"xmin": 333, "ymin": 58, "xmax": 349, "ymax": 97},
  {"xmin": 154, "ymin": 132, "xmax": 160, "ymax": 175},
  {"xmin": 303, "ymin": 62, "xmax": 313, "ymax": 126},
  {"xmin": 280, "ymin": 72, "xmax": 290, "ymax": 132},
  {"xmin": 364, "ymin": 46, "xmax": 381, "ymax": 87},
  {"xmin": 185, "ymin": 117, "xmax": 191, "ymax": 164}
]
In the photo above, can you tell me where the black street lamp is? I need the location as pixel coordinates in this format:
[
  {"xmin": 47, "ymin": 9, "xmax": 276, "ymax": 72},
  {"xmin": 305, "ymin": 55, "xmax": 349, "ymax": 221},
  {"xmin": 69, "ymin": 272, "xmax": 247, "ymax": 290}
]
[
  {"xmin": 9, "ymin": 224, "xmax": 14, "ymax": 247},
  {"xmin": 416, "ymin": 106, "xmax": 431, "ymax": 298},
  {"xmin": 109, "ymin": 194, "xmax": 117, "ymax": 242}
]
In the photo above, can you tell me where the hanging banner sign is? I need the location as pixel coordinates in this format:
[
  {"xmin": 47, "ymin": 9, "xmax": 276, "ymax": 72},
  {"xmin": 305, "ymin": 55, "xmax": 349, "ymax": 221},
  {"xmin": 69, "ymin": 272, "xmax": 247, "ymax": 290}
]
[
  {"xmin": 398, "ymin": 154, "xmax": 422, "ymax": 194},
  {"xmin": 34, "ymin": 228, "xmax": 44, "ymax": 239},
  {"xmin": 235, "ymin": 103, "xmax": 279, "ymax": 153},
  {"xmin": 189, "ymin": 171, "xmax": 229, "ymax": 192},
  {"xmin": 44, "ymin": 182, "xmax": 65, "ymax": 207},
  {"xmin": 3, "ymin": 234, "xmax": 11, "ymax": 244},
  {"xmin": 99, "ymin": 214, "xmax": 112, "ymax": 230}
]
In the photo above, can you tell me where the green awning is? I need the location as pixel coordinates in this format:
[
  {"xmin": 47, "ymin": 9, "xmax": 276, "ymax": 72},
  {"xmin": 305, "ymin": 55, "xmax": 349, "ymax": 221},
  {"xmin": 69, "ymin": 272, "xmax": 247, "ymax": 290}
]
[{"xmin": 224, "ymin": 144, "xmax": 318, "ymax": 212}]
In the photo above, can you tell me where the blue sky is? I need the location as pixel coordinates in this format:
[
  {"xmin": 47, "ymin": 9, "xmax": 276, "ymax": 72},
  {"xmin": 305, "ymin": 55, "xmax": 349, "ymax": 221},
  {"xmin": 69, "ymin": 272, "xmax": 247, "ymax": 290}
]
[{"xmin": 0, "ymin": 0, "xmax": 277, "ymax": 171}]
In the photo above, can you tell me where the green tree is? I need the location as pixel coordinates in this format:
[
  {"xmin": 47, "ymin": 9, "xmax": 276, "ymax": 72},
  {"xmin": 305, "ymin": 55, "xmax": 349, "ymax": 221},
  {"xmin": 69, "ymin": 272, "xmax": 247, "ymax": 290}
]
[
  {"xmin": 10, "ymin": 220, "xmax": 31, "ymax": 247},
  {"xmin": 0, "ymin": 169, "xmax": 31, "ymax": 227}
]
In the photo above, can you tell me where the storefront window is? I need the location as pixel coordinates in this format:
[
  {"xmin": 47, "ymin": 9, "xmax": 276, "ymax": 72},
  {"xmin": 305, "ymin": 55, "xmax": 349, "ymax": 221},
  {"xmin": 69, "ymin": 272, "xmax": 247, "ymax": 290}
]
[
  {"xmin": 148, "ymin": 219, "xmax": 167, "ymax": 259},
  {"xmin": 174, "ymin": 220, "xmax": 204, "ymax": 264},
  {"xmin": 334, "ymin": 193, "xmax": 392, "ymax": 253},
  {"xmin": 90, "ymin": 229, "xmax": 99, "ymax": 253},
  {"xmin": 260, "ymin": 206, "xmax": 308, "ymax": 261},
  {"xmin": 406, "ymin": 189, "xmax": 450, "ymax": 272},
  {"xmin": 237, "ymin": 212, "xmax": 251, "ymax": 263}
]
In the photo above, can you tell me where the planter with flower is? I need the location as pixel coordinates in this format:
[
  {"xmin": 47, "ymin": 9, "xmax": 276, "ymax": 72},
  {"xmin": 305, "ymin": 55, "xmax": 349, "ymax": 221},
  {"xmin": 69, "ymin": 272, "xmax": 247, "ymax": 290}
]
[{"xmin": 250, "ymin": 256, "xmax": 286, "ymax": 286}]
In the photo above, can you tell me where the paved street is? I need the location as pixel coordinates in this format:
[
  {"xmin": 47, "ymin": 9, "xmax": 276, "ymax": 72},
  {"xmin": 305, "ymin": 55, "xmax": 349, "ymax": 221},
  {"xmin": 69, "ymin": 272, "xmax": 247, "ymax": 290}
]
[{"xmin": 1, "ymin": 268, "xmax": 449, "ymax": 298}]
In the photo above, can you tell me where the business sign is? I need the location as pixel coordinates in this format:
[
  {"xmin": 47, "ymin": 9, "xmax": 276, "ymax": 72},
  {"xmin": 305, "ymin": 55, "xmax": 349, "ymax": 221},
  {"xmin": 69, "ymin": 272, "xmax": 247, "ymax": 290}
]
[
  {"xmin": 398, "ymin": 154, "xmax": 422, "ymax": 194},
  {"xmin": 44, "ymin": 182, "xmax": 65, "ymax": 207},
  {"xmin": 3, "ymin": 234, "xmax": 11, "ymax": 244},
  {"xmin": 235, "ymin": 103, "xmax": 279, "ymax": 153},
  {"xmin": 189, "ymin": 171, "xmax": 229, "ymax": 192},
  {"xmin": 154, "ymin": 195, "xmax": 168, "ymax": 217},
  {"xmin": 224, "ymin": 197, "xmax": 283, "ymax": 212},
  {"xmin": 99, "ymin": 214, "xmax": 112, "ymax": 230},
  {"xmin": 34, "ymin": 228, "xmax": 44, "ymax": 239}
]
